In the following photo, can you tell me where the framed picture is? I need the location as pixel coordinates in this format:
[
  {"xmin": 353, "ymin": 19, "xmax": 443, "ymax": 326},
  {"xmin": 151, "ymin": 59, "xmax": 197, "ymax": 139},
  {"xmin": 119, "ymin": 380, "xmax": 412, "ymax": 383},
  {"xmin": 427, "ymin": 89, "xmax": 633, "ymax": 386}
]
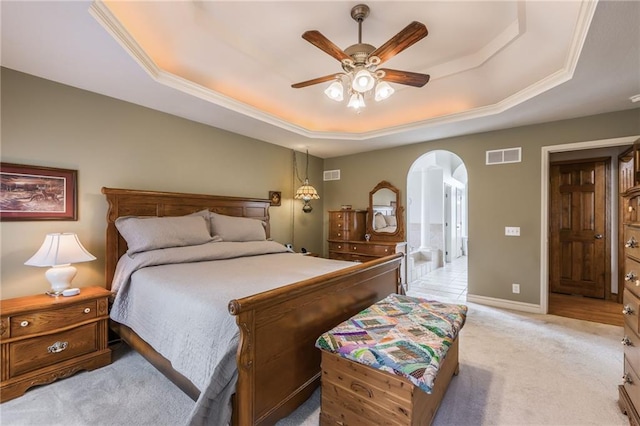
[
  {"xmin": 0, "ymin": 163, "xmax": 78, "ymax": 221},
  {"xmin": 269, "ymin": 191, "xmax": 281, "ymax": 206}
]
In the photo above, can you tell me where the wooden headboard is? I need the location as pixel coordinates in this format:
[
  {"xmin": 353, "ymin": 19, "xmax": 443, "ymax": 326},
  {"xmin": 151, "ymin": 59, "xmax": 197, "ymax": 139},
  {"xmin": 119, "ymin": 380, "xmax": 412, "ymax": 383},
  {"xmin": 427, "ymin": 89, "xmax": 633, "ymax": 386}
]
[{"xmin": 101, "ymin": 187, "xmax": 271, "ymax": 290}]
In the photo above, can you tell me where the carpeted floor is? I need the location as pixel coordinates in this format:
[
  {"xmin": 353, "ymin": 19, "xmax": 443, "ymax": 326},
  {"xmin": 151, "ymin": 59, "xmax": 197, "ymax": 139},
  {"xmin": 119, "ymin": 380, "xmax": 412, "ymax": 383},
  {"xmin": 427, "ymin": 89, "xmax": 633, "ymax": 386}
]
[{"xmin": 0, "ymin": 302, "xmax": 629, "ymax": 425}]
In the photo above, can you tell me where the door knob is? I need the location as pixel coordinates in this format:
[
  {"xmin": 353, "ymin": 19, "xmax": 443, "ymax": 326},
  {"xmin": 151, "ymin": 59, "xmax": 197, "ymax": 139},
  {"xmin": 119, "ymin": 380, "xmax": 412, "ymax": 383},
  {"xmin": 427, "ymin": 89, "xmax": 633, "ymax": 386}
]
[{"xmin": 594, "ymin": 234, "xmax": 603, "ymax": 239}]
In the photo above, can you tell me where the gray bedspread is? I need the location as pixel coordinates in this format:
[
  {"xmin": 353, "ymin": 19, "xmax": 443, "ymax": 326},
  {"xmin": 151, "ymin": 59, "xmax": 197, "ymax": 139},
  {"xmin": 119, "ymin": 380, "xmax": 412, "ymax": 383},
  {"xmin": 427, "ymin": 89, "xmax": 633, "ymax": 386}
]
[{"xmin": 109, "ymin": 241, "xmax": 354, "ymax": 425}]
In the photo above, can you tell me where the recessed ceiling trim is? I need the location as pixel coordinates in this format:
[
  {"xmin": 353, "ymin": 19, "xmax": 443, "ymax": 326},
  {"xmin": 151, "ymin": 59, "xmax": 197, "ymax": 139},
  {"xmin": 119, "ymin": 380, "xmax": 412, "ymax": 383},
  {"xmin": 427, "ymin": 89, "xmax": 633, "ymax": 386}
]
[
  {"xmin": 90, "ymin": 0, "xmax": 599, "ymax": 142},
  {"xmin": 430, "ymin": 14, "xmax": 522, "ymax": 80}
]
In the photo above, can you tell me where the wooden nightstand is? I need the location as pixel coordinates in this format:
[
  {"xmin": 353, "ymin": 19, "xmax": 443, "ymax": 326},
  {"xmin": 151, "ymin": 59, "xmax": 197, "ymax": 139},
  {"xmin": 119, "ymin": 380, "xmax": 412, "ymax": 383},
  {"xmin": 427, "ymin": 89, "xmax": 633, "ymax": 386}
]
[{"xmin": 0, "ymin": 286, "xmax": 112, "ymax": 402}]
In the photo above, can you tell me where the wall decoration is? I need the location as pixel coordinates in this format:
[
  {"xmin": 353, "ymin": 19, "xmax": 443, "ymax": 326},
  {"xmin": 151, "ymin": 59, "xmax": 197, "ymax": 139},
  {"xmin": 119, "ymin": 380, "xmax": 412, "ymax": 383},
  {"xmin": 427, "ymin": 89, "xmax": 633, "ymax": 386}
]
[
  {"xmin": 0, "ymin": 163, "xmax": 78, "ymax": 221},
  {"xmin": 269, "ymin": 191, "xmax": 281, "ymax": 206}
]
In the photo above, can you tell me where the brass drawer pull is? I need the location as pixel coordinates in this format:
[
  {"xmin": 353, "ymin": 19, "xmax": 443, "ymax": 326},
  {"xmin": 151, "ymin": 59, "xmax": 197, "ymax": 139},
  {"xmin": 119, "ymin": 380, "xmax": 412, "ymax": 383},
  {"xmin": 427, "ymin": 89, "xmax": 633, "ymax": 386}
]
[
  {"xmin": 47, "ymin": 341, "xmax": 68, "ymax": 353},
  {"xmin": 623, "ymin": 373, "xmax": 634, "ymax": 385},
  {"xmin": 83, "ymin": 308, "xmax": 91, "ymax": 314},
  {"xmin": 337, "ymin": 245, "xmax": 342, "ymax": 249},
  {"xmin": 626, "ymin": 237, "xmax": 638, "ymax": 248},
  {"xmin": 623, "ymin": 305, "xmax": 635, "ymax": 315},
  {"xmin": 20, "ymin": 320, "xmax": 29, "ymax": 327}
]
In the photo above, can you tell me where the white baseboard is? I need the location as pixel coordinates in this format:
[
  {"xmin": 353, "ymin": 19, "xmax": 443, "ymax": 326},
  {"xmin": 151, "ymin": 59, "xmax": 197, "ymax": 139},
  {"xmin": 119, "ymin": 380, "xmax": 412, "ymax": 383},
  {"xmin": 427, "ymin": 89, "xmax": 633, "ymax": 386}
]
[{"xmin": 467, "ymin": 293, "xmax": 543, "ymax": 314}]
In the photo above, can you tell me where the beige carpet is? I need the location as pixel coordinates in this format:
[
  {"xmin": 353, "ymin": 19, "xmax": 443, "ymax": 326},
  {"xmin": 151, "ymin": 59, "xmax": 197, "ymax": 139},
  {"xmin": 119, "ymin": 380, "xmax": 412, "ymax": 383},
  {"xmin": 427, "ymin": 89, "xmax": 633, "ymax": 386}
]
[{"xmin": 0, "ymin": 302, "xmax": 629, "ymax": 425}]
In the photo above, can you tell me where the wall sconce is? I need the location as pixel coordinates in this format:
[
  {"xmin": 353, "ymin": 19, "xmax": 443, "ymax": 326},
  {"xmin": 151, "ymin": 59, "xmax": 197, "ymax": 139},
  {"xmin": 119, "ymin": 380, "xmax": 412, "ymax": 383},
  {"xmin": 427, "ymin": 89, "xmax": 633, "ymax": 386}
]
[
  {"xmin": 24, "ymin": 233, "xmax": 96, "ymax": 296},
  {"xmin": 294, "ymin": 149, "xmax": 320, "ymax": 213}
]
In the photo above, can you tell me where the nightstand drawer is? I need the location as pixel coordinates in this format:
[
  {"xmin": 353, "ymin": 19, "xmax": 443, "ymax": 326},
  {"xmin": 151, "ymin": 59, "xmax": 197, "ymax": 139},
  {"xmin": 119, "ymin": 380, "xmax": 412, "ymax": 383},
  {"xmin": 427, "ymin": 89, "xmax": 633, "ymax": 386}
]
[
  {"xmin": 10, "ymin": 300, "xmax": 98, "ymax": 338},
  {"xmin": 9, "ymin": 323, "xmax": 98, "ymax": 377}
]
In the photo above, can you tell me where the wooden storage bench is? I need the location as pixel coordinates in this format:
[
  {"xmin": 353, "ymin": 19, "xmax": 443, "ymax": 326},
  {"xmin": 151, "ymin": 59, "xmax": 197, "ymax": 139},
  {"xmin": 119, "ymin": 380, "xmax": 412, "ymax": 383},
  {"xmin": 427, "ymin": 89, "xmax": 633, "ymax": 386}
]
[{"xmin": 315, "ymin": 294, "xmax": 467, "ymax": 425}]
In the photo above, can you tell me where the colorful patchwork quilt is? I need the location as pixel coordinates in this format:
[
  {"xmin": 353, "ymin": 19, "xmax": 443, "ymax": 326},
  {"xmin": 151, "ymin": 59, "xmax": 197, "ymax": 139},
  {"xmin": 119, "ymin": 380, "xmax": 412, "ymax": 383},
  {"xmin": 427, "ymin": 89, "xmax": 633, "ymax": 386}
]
[{"xmin": 315, "ymin": 294, "xmax": 467, "ymax": 394}]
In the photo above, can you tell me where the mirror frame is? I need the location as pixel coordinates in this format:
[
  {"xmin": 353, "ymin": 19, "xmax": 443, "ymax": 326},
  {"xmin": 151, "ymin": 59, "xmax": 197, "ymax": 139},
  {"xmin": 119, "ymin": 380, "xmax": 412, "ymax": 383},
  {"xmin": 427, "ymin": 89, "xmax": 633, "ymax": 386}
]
[{"xmin": 366, "ymin": 180, "xmax": 405, "ymax": 242}]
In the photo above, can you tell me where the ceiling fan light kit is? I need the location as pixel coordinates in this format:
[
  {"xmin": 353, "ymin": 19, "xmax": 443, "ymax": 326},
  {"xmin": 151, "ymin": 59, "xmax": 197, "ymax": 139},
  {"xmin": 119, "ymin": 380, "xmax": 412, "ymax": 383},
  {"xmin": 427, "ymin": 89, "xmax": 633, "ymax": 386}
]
[{"xmin": 292, "ymin": 4, "xmax": 430, "ymax": 110}]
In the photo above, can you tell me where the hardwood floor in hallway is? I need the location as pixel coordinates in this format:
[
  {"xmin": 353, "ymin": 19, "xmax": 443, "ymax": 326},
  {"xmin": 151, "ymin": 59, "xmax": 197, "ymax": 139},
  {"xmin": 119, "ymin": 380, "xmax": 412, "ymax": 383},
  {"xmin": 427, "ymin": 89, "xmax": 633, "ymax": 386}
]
[{"xmin": 548, "ymin": 292, "xmax": 623, "ymax": 326}]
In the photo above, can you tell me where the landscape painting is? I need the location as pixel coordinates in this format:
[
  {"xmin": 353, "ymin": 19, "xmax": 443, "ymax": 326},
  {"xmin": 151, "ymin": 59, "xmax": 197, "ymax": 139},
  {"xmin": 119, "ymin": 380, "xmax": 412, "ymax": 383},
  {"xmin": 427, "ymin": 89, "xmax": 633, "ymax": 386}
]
[{"xmin": 0, "ymin": 163, "xmax": 77, "ymax": 221}]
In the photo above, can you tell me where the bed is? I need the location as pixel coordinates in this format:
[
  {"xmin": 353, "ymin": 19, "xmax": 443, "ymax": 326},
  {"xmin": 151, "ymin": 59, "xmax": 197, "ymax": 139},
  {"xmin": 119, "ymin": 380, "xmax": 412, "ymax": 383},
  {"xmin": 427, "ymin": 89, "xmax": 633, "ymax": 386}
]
[{"xmin": 102, "ymin": 187, "xmax": 403, "ymax": 425}]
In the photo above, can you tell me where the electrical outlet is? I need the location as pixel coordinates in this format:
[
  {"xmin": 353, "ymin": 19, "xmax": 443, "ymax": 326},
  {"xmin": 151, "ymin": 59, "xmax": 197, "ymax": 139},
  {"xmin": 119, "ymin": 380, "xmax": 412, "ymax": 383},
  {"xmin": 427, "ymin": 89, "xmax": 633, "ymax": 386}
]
[
  {"xmin": 505, "ymin": 226, "xmax": 520, "ymax": 236},
  {"xmin": 512, "ymin": 283, "xmax": 520, "ymax": 294}
]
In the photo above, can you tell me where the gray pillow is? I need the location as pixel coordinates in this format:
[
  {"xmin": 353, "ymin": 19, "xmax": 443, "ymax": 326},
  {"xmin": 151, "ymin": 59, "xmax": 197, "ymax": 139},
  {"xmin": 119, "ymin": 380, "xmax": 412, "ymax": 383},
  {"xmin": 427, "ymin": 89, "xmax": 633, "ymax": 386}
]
[
  {"xmin": 209, "ymin": 212, "xmax": 266, "ymax": 242},
  {"xmin": 115, "ymin": 215, "xmax": 214, "ymax": 256},
  {"xmin": 188, "ymin": 209, "xmax": 213, "ymax": 235}
]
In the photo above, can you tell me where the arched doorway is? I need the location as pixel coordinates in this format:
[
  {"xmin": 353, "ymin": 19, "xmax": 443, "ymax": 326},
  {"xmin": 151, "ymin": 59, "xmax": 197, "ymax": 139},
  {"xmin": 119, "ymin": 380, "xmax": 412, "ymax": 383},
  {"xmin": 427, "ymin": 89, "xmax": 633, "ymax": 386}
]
[{"xmin": 406, "ymin": 150, "xmax": 468, "ymax": 302}]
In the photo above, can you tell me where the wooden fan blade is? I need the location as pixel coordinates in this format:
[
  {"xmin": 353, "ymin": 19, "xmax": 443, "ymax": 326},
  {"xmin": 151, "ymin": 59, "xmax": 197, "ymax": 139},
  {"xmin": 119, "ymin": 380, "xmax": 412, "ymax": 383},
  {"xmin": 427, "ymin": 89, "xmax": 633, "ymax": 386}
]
[
  {"xmin": 379, "ymin": 69, "xmax": 430, "ymax": 87},
  {"xmin": 302, "ymin": 30, "xmax": 351, "ymax": 62},
  {"xmin": 370, "ymin": 21, "xmax": 428, "ymax": 64},
  {"xmin": 292, "ymin": 74, "xmax": 341, "ymax": 89}
]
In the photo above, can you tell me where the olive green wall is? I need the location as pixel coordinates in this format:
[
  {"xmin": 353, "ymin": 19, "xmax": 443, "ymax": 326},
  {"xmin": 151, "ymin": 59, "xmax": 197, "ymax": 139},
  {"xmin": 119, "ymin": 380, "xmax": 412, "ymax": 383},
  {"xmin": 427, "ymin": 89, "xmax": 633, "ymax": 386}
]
[
  {"xmin": 323, "ymin": 108, "xmax": 640, "ymax": 308},
  {"xmin": 0, "ymin": 68, "xmax": 324, "ymax": 299},
  {"xmin": 3, "ymin": 67, "xmax": 639, "ymax": 309}
]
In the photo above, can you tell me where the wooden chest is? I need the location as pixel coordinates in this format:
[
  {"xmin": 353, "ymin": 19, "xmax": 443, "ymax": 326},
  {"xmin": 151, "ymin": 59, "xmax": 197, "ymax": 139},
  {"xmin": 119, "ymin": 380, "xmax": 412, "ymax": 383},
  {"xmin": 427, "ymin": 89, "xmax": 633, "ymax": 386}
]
[{"xmin": 320, "ymin": 338, "xmax": 459, "ymax": 425}]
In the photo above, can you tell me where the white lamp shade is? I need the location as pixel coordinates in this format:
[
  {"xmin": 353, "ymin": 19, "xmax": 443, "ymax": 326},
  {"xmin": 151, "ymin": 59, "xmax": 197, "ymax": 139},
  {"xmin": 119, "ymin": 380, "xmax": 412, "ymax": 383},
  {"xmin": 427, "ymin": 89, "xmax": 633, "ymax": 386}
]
[
  {"xmin": 375, "ymin": 81, "xmax": 395, "ymax": 101},
  {"xmin": 25, "ymin": 233, "xmax": 95, "ymax": 295},
  {"xmin": 351, "ymin": 69, "xmax": 375, "ymax": 93},
  {"xmin": 324, "ymin": 81, "xmax": 344, "ymax": 101},
  {"xmin": 347, "ymin": 92, "xmax": 365, "ymax": 109},
  {"xmin": 25, "ymin": 233, "xmax": 96, "ymax": 267}
]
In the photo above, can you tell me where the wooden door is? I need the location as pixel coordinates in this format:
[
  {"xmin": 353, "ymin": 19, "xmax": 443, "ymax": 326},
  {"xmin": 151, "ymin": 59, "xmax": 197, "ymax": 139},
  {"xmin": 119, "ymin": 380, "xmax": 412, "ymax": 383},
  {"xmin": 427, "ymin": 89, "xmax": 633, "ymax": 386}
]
[{"xmin": 549, "ymin": 159, "xmax": 609, "ymax": 298}]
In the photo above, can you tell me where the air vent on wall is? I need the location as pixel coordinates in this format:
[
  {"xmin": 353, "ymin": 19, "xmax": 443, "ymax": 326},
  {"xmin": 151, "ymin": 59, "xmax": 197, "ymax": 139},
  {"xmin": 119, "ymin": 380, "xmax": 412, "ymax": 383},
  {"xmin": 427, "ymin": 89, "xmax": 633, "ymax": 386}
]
[
  {"xmin": 323, "ymin": 170, "xmax": 341, "ymax": 181},
  {"xmin": 486, "ymin": 147, "xmax": 522, "ymax": 165}
]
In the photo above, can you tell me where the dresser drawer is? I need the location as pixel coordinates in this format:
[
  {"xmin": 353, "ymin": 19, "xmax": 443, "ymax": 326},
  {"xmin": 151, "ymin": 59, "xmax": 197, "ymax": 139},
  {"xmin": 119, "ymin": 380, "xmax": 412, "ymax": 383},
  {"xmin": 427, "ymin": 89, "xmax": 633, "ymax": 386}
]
[
  {"xmin": 624, "ymin": 357, "xmax": 640, "ymax": 408},
  {"xmin": 350, "ymin": 243, "xmax": 395, "ymax": 257},
  {"xmin": 624, "ymin": 325, "xmax": 640, "ymax": 370},
  {"xmin": 9, "ymin": 323, "xmax": 98, "ymax": 377},
  {"xmin": 328, "ymin": 230, "xmax": 362, "ymax": 241},
  {"xmin": 329, "ymin": 242, "xmax": 348, "ymax": 252},
  {"xmin": 626, "ymin": 257, "xmax": 640, "ymax": 296},
  {"xmin": 624, "ymin": 290, "xmax": 640, "ymax": 333},
  {"xmin": 10, "ymin": 299, "xmax": 99, "ymax": 338},
  {"xmin": 626, "ymin": 226, "xmax": 640, "ymax": 261}
]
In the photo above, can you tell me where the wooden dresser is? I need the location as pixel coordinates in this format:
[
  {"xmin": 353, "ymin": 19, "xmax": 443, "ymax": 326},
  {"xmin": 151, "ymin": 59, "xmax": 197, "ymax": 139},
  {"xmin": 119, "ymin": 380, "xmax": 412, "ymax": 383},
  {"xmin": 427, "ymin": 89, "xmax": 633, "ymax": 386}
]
[
  {"xmin": 0, "ymin": 286, "xmax": 112, "ymax": 402},
  {"xmin": 328, "ymin": 209, "xmax": 407, "ymax": 284},
  {"xmin": 620, "ymin": 142, "xmax": 640, "ymax": 423},
  {"xmin": 328, "ymin": 209, "xmax": 367, "ymax": 243}
]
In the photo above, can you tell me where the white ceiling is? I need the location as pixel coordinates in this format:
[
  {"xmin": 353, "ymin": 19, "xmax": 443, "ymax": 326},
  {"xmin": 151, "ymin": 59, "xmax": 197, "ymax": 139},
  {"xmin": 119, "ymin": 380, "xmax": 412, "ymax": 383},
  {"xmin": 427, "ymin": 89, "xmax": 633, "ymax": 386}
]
[{"xmin": 2, "ymin": 1, "xmax": 639, "ymax": 158}]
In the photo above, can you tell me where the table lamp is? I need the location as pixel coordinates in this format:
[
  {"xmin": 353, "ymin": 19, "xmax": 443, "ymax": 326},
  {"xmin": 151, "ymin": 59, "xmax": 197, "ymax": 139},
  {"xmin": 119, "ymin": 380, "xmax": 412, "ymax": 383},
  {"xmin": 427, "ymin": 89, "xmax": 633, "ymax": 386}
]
[{"xmin": 24, "ymin": 233, "xmax": 96, "ymax": 296}]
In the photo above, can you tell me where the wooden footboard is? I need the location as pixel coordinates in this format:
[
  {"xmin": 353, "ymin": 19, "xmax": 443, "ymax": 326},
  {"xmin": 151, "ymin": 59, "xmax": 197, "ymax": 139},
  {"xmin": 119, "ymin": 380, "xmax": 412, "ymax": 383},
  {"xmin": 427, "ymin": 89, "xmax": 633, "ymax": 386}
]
[{"xmin": 229, "ymin": 253, "xmax": 402, "ymax": 425}]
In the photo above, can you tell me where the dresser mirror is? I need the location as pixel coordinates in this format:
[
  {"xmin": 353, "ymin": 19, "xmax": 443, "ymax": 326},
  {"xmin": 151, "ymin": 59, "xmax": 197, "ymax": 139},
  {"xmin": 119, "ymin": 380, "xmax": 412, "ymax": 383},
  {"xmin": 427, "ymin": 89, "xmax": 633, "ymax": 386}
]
[{"xmin": 367, "ymin": 181, "xmax": 405, "ymax": 242}]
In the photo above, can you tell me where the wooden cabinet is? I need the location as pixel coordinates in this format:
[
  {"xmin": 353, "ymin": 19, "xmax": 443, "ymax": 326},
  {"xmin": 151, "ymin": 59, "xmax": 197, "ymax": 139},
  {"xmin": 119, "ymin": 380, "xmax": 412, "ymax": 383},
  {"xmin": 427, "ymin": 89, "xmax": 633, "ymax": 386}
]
[
  {"xmin": 0, "ymin": 286, "xmax": 111, "ymax": 402},
  {"xmin": 328, "ymin": 210, "xmax": 366, "ymax": 242},
  {"xmin": 620, "ymin": 141, "xmax": 640, "ymax": 423},
  {"xmin": 328, "ymin": 209, "xmax": 406, "ymax": 284}
]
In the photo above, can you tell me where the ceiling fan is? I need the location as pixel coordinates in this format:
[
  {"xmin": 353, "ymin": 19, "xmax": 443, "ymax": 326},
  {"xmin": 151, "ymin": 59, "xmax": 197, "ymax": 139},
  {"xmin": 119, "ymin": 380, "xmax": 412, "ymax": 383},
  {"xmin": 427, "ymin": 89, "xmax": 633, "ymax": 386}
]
[{"xmin": 291, "ymin": 4, "xmax": 430, "ymax": 108}]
